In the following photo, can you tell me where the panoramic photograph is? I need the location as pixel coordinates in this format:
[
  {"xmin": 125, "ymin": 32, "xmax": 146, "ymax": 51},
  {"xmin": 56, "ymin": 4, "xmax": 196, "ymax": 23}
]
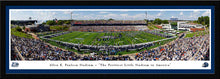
[{"xmin": 10, "ymin": 9, "xmax": 210, "ymax": 61}]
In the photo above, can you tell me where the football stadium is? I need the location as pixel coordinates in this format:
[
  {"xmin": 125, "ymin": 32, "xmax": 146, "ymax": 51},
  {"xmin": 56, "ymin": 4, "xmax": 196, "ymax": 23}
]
[{"xmin": 10, "ymin": 11, "xmax": 210, "ymax": 61}]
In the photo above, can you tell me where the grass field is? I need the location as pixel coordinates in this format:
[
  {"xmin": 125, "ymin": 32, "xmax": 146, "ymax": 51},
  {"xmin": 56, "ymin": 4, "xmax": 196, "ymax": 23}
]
[
  {"xmin": 176, "ymin": 30, "xmax": 186, "ymax": 33},
  {"xmin": 37, "ymin": 31, "xmax": 63, "ymax": 36},
  {"xmin": 42, "ymin": 39, "xmax": 84, "ymax": 54},
  {"xmin": 42, "ymin": 33, "xmax": 175, "ymax": 55},
  {"xmin": 185, "ymin": 30, "xmax": 208, "ymax": 38},
  {"xmin": 50, "ymin": 31, "xmax": 166, "ymax": 46},
  {"xmin": 11, "ymin": 27, "xmax": 33, "ymax": 38},
  {"xmin": 147, "ymin": 26, "xmax": 155, "ymax": 30},
  {"xmin": 43, "ymin": 37, "xmax": 175, "ymax": 55}
]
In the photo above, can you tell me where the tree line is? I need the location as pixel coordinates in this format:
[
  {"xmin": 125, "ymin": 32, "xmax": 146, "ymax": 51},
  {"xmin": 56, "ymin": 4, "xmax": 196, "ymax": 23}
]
[
  {"xmin": 146, "ymin": 18, "xmax": 169, "ymax": 25},
  {"xmin": 197, "ymin": 16, "xmax": 209, "ymax": 27},
  {"xmin": 43, "ymin": 18, "xmax": 117, "ymax": 26},
  {"xmin": 42, "ymin": 20, "xmax": 71, "ymax": 25},
  {"xmin": 149, "ymin": 16, "xmax": 210, "ymax": 27}
]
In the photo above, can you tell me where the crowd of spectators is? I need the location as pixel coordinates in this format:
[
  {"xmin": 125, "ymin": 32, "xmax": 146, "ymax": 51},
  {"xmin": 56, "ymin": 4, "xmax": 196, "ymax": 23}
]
[
  {"xmin": 12, "ymin": 35, "xmax": 80, "ymax": 60},
  {"xmin": 11, "ymin": 35, "xmax": 133, "ymax": 61},
  {"xmin": 135, "ymin": 34, "xmax": 210, "ymax": 61},
  {"xmin": 72, "ymin": 20, "xmax": 146, "ymax": 25},
  {"xmin": 11, "ymin": 42, "xmax": 21, "ymax": 60},
  {"xmin": 146, "ymin": 30, "xmax": 173, "ymax": 38},
  {"xmin": 11, "ymin": 28, "xmax": 210, "ymax": 61}
]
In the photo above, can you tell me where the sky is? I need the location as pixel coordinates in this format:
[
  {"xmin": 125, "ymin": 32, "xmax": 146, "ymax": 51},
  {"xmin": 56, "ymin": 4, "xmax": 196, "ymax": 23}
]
[{"xmin": 10, "ymin": 9, "xmax": 210, "ymax": 23}]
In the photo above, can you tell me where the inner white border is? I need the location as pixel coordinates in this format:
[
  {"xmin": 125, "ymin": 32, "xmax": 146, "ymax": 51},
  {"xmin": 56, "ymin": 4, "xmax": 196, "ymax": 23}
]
[
  {"xmin": 10, "ymin": 9, "xmax": 210, "ymax": 11},
  {"xmin": 9, "ymin": 9, "xmax": 212, "ymax": 70}
]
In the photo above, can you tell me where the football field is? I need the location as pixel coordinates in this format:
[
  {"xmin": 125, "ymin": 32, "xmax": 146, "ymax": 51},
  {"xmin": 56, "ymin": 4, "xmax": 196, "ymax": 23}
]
[{"xmin": 51, "ymin": 31, "xmax": 166, "ymax": 46}]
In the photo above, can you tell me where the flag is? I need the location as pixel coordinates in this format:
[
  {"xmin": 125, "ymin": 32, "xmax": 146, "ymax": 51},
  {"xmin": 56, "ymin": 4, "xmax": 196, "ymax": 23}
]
[{"xmin": 54, "ymin": 18, "xmax": 58, "ymax": 23}]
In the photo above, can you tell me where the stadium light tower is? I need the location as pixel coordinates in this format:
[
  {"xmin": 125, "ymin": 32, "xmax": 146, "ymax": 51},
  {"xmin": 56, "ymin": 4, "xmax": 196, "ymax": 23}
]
[
  {"xmin": 71, "ymin": 12, "xmax": 73, "ymax": 20},
  {"xmin": 145, "ymin": 11, "xmax": 147, "ymax": 18},
  {"xmin": 145, "ymin": 11, "xmax": 148, "ymax": 26}
]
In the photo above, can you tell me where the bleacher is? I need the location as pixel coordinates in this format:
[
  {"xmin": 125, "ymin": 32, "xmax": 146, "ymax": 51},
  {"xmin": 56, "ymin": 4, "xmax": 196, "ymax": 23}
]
[{"xmin": 71, "ymin": 20, "xmax": 147, "ymax": 26}]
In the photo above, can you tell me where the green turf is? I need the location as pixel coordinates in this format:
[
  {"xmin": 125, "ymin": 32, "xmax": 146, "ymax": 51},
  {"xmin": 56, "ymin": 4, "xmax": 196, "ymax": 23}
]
[
  {"xmin": 40, "ymin": 31, "xmax": 178, "ymax": 55},
  {"xmin": 37, "ymin": 31, "xmax": 63, "ymax": 36},
  {"xmin": 147, "ymin": 26, "xmax": 155, "ymax": 30},
  {"xmin": 176, "ymin": 30, "xmax": 186, "ymax": 33},
  {"xmin": 50, "ymin": 26, "xmax": 69, "ymax": 31},
  {"xmin": 185, "ymin": 30, "xmax": 208, "ymax": 38},
  {"xmin": 43, "ymin": 36, "xmax": 175, "ymax": 55},
  {"xmin": 51, "ymin": 31, "xmax": 166, "ymax": 46},
  {"xmin": 41, "ymin": 38, "xmax": 91, "ymax": 54},
  {"xmin": 11, "ymin": 27, "xmax": 33, "ymax": 39}
]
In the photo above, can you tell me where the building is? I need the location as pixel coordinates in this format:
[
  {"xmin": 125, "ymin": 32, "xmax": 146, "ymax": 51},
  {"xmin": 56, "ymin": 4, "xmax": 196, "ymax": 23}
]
[
  {"xmin": 155, "ymin": 25, "xmax": 162, "ymax": 29},
  {"xmin": 190, "ymin": 28, "xmax": 205, "ymax": 32},
  {"xmin": 11, "ymin": 20, "xmax": 37, "ymax": 26},
  {"xmin": 25, "ymin": 24, "xmax": 50, "ymax": 32},
  {"xmin": 177, "ymin": 22, "xmax": 205, "ymax": 31},
  {"xmin": 170, "ymin": 17, "xmax": 178, "ymax": 22},
  {"xmin": 159, "ymin": 24, "xmax": 174, "ymax": 31}
]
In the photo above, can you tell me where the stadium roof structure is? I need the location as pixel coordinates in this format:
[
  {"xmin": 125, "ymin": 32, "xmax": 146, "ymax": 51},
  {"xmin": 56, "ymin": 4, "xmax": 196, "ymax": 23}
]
[
  {"xmin": 11, "ymin": 20, "xmax": 37, "ymax": 25},
  {"xmin": 71, "ymin": 20, "xmax": 147, "ymax": 26},
  {"xmin": 11, "ymin": 20, "xmax": 37, "ymax": 22}
]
